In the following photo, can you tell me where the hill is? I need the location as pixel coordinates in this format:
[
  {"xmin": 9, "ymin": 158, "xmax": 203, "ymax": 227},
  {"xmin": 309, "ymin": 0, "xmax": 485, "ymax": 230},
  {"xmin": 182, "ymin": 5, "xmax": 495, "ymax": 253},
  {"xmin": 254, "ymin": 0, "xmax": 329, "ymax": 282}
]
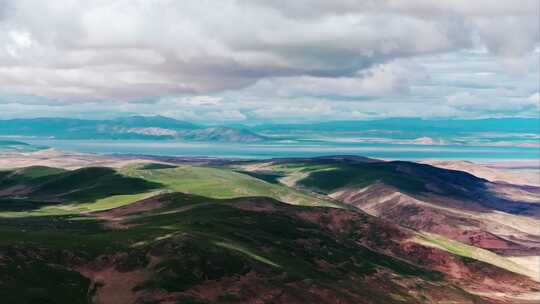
[
  {"xmin": 2, "ymin": 191, "xmax": 537, "ymax": 303},
  {"xmin": 0, "ymin": 156, "xmax": 538, "ymax": 303},
  {"xmin": 236, "ymin": 156, "xmax": 540, "ymax": 279},
  {"xmin": 0, "ymin": 116, "xmax": 267, "ymax": 142}
]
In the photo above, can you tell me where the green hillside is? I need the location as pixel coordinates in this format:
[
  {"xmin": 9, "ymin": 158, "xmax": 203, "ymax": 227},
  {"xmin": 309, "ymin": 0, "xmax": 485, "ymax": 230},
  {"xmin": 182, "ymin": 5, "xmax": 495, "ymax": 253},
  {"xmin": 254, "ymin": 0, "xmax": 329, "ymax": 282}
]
[
  {"xmin": 0, "ymin": 160, "xmax": 537, "ymax": 303},
  {"xmin": 0, "ymin": 166, "xmax": 67, "ymax": 188},
  {"xmin": 0, "ymin": 163, "xmax": 338, "ymax": 217},
  {"xmin": 0, "ymin": 193, "xmax": 474, "ymax": 304},
  {"xmin": 241, "ymin": 159, "xmax": 486, "ymax": 199},
  {"xmin": 120, "ymin": 163, "xmax": 339, "ymax": 207}
]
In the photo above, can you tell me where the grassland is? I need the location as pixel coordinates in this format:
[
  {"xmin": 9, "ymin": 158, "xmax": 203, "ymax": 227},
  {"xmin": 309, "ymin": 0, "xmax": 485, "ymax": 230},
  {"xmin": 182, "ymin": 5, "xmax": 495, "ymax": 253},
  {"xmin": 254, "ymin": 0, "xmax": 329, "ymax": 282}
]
[
  {"xmin": 119, "ymin": 163, "xmax": 339, "ymax": 207},
  {"xmin": 237, "ymin": 161, "xmax": 337, "ymax": 187},
  {"xmin": 240, "ymin": 159, "xmax": 485, "ymax": 199},
  {"xmin": 0, "ymin": 166, "xmax": 163, "ymax": 217},
  {"xmin": 0, "ymin": 193, "xmax": 452, "ymax": 303},
  {"xmin": 0, "ymin": 163, "xmax": 339, "ymax": 218},
  {"xmin": 0, "ymin": 158, "xmax": 537, "ymax": 303},
  {"xmin": 414, "ymin": 232, "xmax": 536, "ymax": 279}
]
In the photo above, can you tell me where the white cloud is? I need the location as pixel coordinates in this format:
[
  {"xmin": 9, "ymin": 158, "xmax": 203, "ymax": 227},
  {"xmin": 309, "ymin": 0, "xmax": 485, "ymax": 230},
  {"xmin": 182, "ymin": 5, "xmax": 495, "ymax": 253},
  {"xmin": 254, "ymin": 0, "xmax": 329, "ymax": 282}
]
[
  {"xmin": 0, "ymin": 0, "xmax": 537, "ymax": 100},
  {"xmin": 446, "ymin": 90, "xmax": 539, "ymax": 112},
  {"xmin": 246, "ymin": 59, "xmax": 426, "ymax": 99},
  {"xmin": 529, "ymin": 92, "xmax": 540, "ymax": 103},
  {"xmin": 164, "ymin": 96, "xmax": 223, "ymax": 107},
  {"xmin": 0, "ymin": 0, "xmax": 537, "ymax": 121},
  {"xmin": 447, "ymin": 92, "xmax": 484, "ymax": 107}
]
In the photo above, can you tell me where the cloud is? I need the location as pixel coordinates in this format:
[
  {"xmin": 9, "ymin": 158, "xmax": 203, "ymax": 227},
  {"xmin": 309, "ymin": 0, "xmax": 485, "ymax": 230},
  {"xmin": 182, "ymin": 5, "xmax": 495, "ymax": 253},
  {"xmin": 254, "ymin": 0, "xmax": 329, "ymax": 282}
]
[
  {"xmin": 163, "ymin": 96, "xmax": 223, "ymax": 107},
  {"xmin": 246, "ymin": 59, "xmax": 427, "ymax": 99},
  {"xmin": 0, "ymin": 0, "xmax": 537, "ymax": 101},
  {"xmin": 0, "ymin": 1, "xmax": 537, "ymax": 122},
  {"xmin": 529, "ymin": 92, "xmax": 540, "ymax": 103},
  {"xmin": 446, "ymin": 90, "xmax": 539, "ymax": 112}
]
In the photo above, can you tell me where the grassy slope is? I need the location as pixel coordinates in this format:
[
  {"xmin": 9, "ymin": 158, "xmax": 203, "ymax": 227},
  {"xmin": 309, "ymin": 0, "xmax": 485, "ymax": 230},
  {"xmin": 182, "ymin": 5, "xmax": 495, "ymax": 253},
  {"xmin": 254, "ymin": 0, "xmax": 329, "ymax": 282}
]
[
  {"xmin": 294, "ymin": 162, "xmax": 431, "ymax": 194},
  {"xmin": 0, "ymin": 163, "xmax": 339, "ymax": 217},
  {"xmin": 414, "ymin": 232, "xmax": 536, "ymax": 279},
  {"xmin": 0, "ymin": 164, "xmax": 536, "ymax": 303},
  {"xmin": 120, "ymin": 163, "xmax": 339, "ymax": 207},
  {"xmin": 0, "ymin": 255, "xmax": 91, "ymax": 304},
  {"xmin": 31, "ymin": 167, "xmax": 161, "ymax": 201},
  {"xmin": 0, "ymin": 162, "xmax": 534, "ymax": 303},
  {"xmin": 238, "ymin": 160, "xmax": 433, "ymax": 195},
  {"xmin": 250, "ymin": 160, "xmax": 484, "ymax": 199},
  {"xmin": 239, "ymin": 160, "xmax": 540, "ymax": 281},
  {"xmin": 235, "ymin": 161, "xmax": 338, "ymax": 187},
  {"xmin": 0, "ymin": 193, "xmax": 456, "ymax": 304},
  {"xmin": 0, "ymin": 166, "xmax": 67, "ymax": 188},
  {"xmin": 0, "ymin": 166, "xmax": 163, "ymax": 217}
]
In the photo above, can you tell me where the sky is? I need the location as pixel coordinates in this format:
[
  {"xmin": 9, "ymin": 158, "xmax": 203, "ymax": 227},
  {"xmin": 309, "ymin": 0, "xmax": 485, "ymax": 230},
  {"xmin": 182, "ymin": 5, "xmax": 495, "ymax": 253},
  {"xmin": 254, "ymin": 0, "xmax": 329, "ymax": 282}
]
[{"xmin": 0, "ymin": 0, "xmax": 538, "ymax": 123}]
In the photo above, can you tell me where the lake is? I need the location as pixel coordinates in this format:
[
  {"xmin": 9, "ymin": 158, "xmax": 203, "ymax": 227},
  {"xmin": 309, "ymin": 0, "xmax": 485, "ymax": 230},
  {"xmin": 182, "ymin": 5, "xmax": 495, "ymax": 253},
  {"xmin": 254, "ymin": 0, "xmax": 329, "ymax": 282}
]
[{"xmin": 17, "ymin": 139, "xmax": 540, "ymax": 161}]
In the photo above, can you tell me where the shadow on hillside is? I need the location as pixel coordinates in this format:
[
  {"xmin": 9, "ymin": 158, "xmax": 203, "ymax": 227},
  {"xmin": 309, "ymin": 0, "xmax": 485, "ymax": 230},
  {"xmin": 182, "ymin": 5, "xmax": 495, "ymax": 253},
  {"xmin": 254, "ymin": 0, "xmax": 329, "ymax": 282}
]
[
  {"xmin": 0, "ymin": 167, "xmax": 164, "ymax": 212},
  {"xmin": 295, "ymin": 159, "xmax": 540, "ymax": 216}
]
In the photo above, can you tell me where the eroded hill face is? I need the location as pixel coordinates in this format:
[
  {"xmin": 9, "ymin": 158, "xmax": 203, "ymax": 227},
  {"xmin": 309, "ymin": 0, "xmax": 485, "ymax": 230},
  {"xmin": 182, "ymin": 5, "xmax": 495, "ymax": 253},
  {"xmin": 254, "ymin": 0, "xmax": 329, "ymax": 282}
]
[
  {"xmin": 0, "ymin": 157, "xmax": 539, "ymax": 303},
  {"xmin": 237, "ymin": 157, "xmax": 540, "ymax": 282}
]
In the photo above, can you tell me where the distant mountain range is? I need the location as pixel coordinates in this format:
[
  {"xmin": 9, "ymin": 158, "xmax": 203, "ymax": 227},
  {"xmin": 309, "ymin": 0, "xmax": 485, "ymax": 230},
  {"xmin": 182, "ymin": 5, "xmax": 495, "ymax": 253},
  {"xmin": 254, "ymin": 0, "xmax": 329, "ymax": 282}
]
[
  {"xmin": 0, "ymin": 140, "xmax": 46, "ymax": 153},
  {"xmin": 0, "ymin": 116, "xmax": 538, "ymax": 144},
  {"xmin": 250, "ymin": 117, "xmax": 540, "ymax": 146},
  {"xmin": 249, "ymin": 117, "xmax": 540, "ymax": 133},
  {"xmin": 249, "ymin": 118, "xmax": 540, "ymax": 141},
  {"xmin": 0, "ymin": 116, "xmax": 267, "ymax": 143}
]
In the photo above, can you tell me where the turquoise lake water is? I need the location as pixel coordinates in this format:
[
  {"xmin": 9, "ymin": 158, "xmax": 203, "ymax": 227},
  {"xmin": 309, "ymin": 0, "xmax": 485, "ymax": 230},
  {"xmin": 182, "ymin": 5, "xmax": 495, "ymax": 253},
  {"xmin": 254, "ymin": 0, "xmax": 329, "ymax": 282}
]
[{"xmin": 18, "ymin": 139, "xmax": 540, "ymax": 160}]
